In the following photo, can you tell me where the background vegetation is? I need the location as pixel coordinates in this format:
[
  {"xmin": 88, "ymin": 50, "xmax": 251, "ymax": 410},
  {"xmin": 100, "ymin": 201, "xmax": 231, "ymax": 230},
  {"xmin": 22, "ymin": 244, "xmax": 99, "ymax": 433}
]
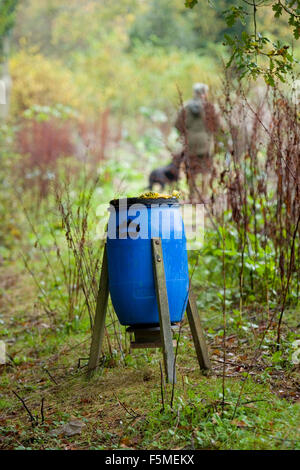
[{"xmin": 0, "ymin": 0, "xmax": 299, "ymax": 451}]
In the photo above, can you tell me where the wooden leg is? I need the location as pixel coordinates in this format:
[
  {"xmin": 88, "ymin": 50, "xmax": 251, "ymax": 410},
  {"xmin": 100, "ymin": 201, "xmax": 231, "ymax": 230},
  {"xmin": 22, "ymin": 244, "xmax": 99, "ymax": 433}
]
[
  {"xmin": 186, "ymin": 290, "xmax": 211, "ymax": 371},
  {"xmin": 87, "ymin": 244, "xmax": 109, "ymax": 378},
  {"xmin": 152, "ymin": 238, "xmax": 176, "ymax": 384}
]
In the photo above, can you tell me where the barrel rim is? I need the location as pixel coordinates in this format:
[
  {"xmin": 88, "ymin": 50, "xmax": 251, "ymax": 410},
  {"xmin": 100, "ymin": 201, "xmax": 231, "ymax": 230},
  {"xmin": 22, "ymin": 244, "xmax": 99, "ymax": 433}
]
[{"xmin": 109, "ymin": 197, "xmax": 181, "ymax": 208}]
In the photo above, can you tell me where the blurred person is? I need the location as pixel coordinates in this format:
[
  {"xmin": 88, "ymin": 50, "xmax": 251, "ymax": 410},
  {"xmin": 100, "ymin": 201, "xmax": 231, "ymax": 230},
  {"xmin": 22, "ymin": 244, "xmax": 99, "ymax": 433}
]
[{"xmin": 175, "ymin": 83, "xmax": 219, "ymax": 200}]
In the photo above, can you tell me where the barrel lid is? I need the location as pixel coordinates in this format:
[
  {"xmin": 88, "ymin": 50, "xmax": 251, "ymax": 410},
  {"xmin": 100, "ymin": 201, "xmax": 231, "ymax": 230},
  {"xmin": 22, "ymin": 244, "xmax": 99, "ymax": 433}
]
[{"xmin": 109, "ymin": 197, "xmax": 180, "ymax": 208}]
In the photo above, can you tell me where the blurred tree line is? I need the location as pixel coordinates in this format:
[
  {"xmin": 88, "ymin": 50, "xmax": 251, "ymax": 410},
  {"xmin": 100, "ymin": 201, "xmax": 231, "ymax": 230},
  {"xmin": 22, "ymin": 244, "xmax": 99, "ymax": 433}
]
[
  {"xmin": 129, "ymin": 0, "xmax": 249, "ymax": 51},
  {"xmin": 11, "ymin": 0, "xmax": 294, "ymax": 58},
  {"xmin": 12, "ymin": 0, "xmax": 251, "ymax": 58}
]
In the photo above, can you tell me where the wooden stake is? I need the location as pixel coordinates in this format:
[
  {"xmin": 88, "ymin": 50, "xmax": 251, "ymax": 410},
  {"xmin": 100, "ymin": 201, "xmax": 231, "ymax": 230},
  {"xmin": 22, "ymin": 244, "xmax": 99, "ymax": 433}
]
[
  {"xmin": 87, "ymin": 238, "xmax": 211, "ymax": 383},
  {"xmin": 87, "ymin": 244, "xmax": 109, "ymax": 378},
  {"xmin": 186, "ymin": 290, "xmax": 211, "ymax": 371},
  {"xmin": 152, "ymin": 238, "xmax": 176, "ymax": 384}
]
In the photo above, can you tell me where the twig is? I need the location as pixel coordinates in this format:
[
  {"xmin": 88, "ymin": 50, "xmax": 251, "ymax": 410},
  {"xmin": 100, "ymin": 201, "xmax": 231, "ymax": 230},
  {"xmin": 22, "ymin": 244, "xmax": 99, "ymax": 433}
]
[
  {"xmin": 221, "ymin": 217, "xmax": 227, "ymax": 415},
  {"xmin": 232, "ymin": 310, "xmax": 277, "ymax": 420},
  {"xmin": 44, "ymin": 368, "xmax": 58, "ymax": 385},
  {"xmin": 159, "ymin": 361, "xmax": 165, "ymax": 412},
  {"xmin": 276, "ymin": 210, "xmax": 300, "ymax": 348},
  {"xmin": 113, "ymin": 392, "xmax": 139, "ymax": 419},
  {"xmin": 40, "ymin": 397, "xmax": 45, "ymax": 425},
  {"xmin": 77, "ymin": 357, "xmax": 89, "ymax": 370},
  {"xmin": 12, "ymin": 390, "xmax": 37, "ymax": 426},
  {"xmin": 170, "ymin": 255, "xmax": 200, "ymax": 409}
]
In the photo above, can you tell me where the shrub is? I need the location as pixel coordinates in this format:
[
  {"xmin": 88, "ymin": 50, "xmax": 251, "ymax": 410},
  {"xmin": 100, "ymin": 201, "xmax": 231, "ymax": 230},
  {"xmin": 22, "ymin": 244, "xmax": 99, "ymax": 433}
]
[{"xmin": 9, "ymin": 49, "xmax": 79, "ymax": 117}]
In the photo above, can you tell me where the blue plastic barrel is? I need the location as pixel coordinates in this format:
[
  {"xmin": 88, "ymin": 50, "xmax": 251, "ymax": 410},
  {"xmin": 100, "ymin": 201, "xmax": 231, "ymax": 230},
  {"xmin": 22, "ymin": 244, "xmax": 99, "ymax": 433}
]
[{"xmin": 106, "ymin": 197, "xmax": 189, "ymax": 326}]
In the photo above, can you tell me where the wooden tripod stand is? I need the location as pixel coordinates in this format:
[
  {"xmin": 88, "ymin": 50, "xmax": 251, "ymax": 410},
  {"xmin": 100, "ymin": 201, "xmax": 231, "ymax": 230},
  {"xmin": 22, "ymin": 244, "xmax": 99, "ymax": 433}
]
[{"xmin": 87, "ymin": 238, "xmax": 211, "ymax": 383}]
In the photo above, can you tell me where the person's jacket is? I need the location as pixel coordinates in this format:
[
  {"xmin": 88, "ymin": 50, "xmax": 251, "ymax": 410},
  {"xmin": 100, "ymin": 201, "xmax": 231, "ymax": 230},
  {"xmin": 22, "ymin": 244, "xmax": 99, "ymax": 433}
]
[{"xmin": 175, "ymin": 98, "xmax": 216, "ymax": 156}]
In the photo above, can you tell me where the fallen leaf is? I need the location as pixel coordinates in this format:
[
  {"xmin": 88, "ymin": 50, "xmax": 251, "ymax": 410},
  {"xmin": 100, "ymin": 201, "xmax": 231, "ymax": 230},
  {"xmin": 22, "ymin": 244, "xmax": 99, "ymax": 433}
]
[
  {"xmin": 120, "ymin": 437, "xmax": 132, "ymax": 448},
  {"xmin": 213, "ymin": 349, "xmax": 222, "ymax": 356},
  {"xmin": 231, "ymin": 419, "xmax": 247, "ymax": 428}
]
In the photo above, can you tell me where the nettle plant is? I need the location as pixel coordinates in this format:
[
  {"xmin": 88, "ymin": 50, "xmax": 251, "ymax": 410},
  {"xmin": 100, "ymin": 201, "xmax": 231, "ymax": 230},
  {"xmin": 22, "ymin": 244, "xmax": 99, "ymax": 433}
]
[{"xmin": 185, "ymin": 0, "xmax": 300, "ymax": 84}]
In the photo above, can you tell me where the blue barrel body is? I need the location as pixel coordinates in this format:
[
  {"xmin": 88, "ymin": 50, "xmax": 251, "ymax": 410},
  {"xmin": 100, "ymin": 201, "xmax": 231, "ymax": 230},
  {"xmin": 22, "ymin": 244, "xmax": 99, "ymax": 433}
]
[{"xmin": 106, "ymin": 198, "xmax": 189, "ymax": 326}]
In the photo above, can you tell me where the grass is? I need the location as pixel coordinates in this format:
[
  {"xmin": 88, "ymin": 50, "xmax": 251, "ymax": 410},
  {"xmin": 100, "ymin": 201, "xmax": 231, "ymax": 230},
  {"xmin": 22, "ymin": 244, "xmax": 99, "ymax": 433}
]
[
  {"xmin": 0, "ymin": 261, "xmax": 299, "ymax": 450},
  {"xmin": 128, "ymin": 378, "xmax": 300, "ymax": 450},
  {"xmin": 0, "ymin": 121, "xmax": 299, "ymax": 450}
]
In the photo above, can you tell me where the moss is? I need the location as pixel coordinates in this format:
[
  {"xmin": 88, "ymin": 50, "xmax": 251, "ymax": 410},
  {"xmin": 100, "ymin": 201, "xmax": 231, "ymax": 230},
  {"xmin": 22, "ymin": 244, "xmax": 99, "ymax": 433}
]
[{"xmin": 139, "ymin": 190, "xmax": 181, "ymax": 199}]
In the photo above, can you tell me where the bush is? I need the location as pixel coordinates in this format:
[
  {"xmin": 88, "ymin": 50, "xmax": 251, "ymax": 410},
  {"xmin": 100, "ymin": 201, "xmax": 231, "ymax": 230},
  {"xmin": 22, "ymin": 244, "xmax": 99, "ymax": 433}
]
[
  {"xmin": 9, "ymin": 49, "xmax": 80, "ymax": 117},
  {"xmin": 74, "ymin": 41, "xmax": 220, "ymax": 117}
]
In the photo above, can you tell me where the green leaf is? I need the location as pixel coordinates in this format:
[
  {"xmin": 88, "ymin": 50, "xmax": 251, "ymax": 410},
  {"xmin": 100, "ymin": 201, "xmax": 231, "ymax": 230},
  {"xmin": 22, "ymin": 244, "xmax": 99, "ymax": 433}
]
[
  {"xmin": 184, "ymin": 0, "xmax": 198, "ymax": 8},
  {"xmin": 272, "ymin": 3, "xmax": 283, "ymax": 18}
]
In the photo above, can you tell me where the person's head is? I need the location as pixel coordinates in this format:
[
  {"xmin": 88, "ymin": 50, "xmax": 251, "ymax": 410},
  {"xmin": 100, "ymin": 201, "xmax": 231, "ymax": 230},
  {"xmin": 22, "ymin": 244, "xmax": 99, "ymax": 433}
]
[{"xmin": 193, "ymin": 83, "xmax": 209, "ymax": 99}]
